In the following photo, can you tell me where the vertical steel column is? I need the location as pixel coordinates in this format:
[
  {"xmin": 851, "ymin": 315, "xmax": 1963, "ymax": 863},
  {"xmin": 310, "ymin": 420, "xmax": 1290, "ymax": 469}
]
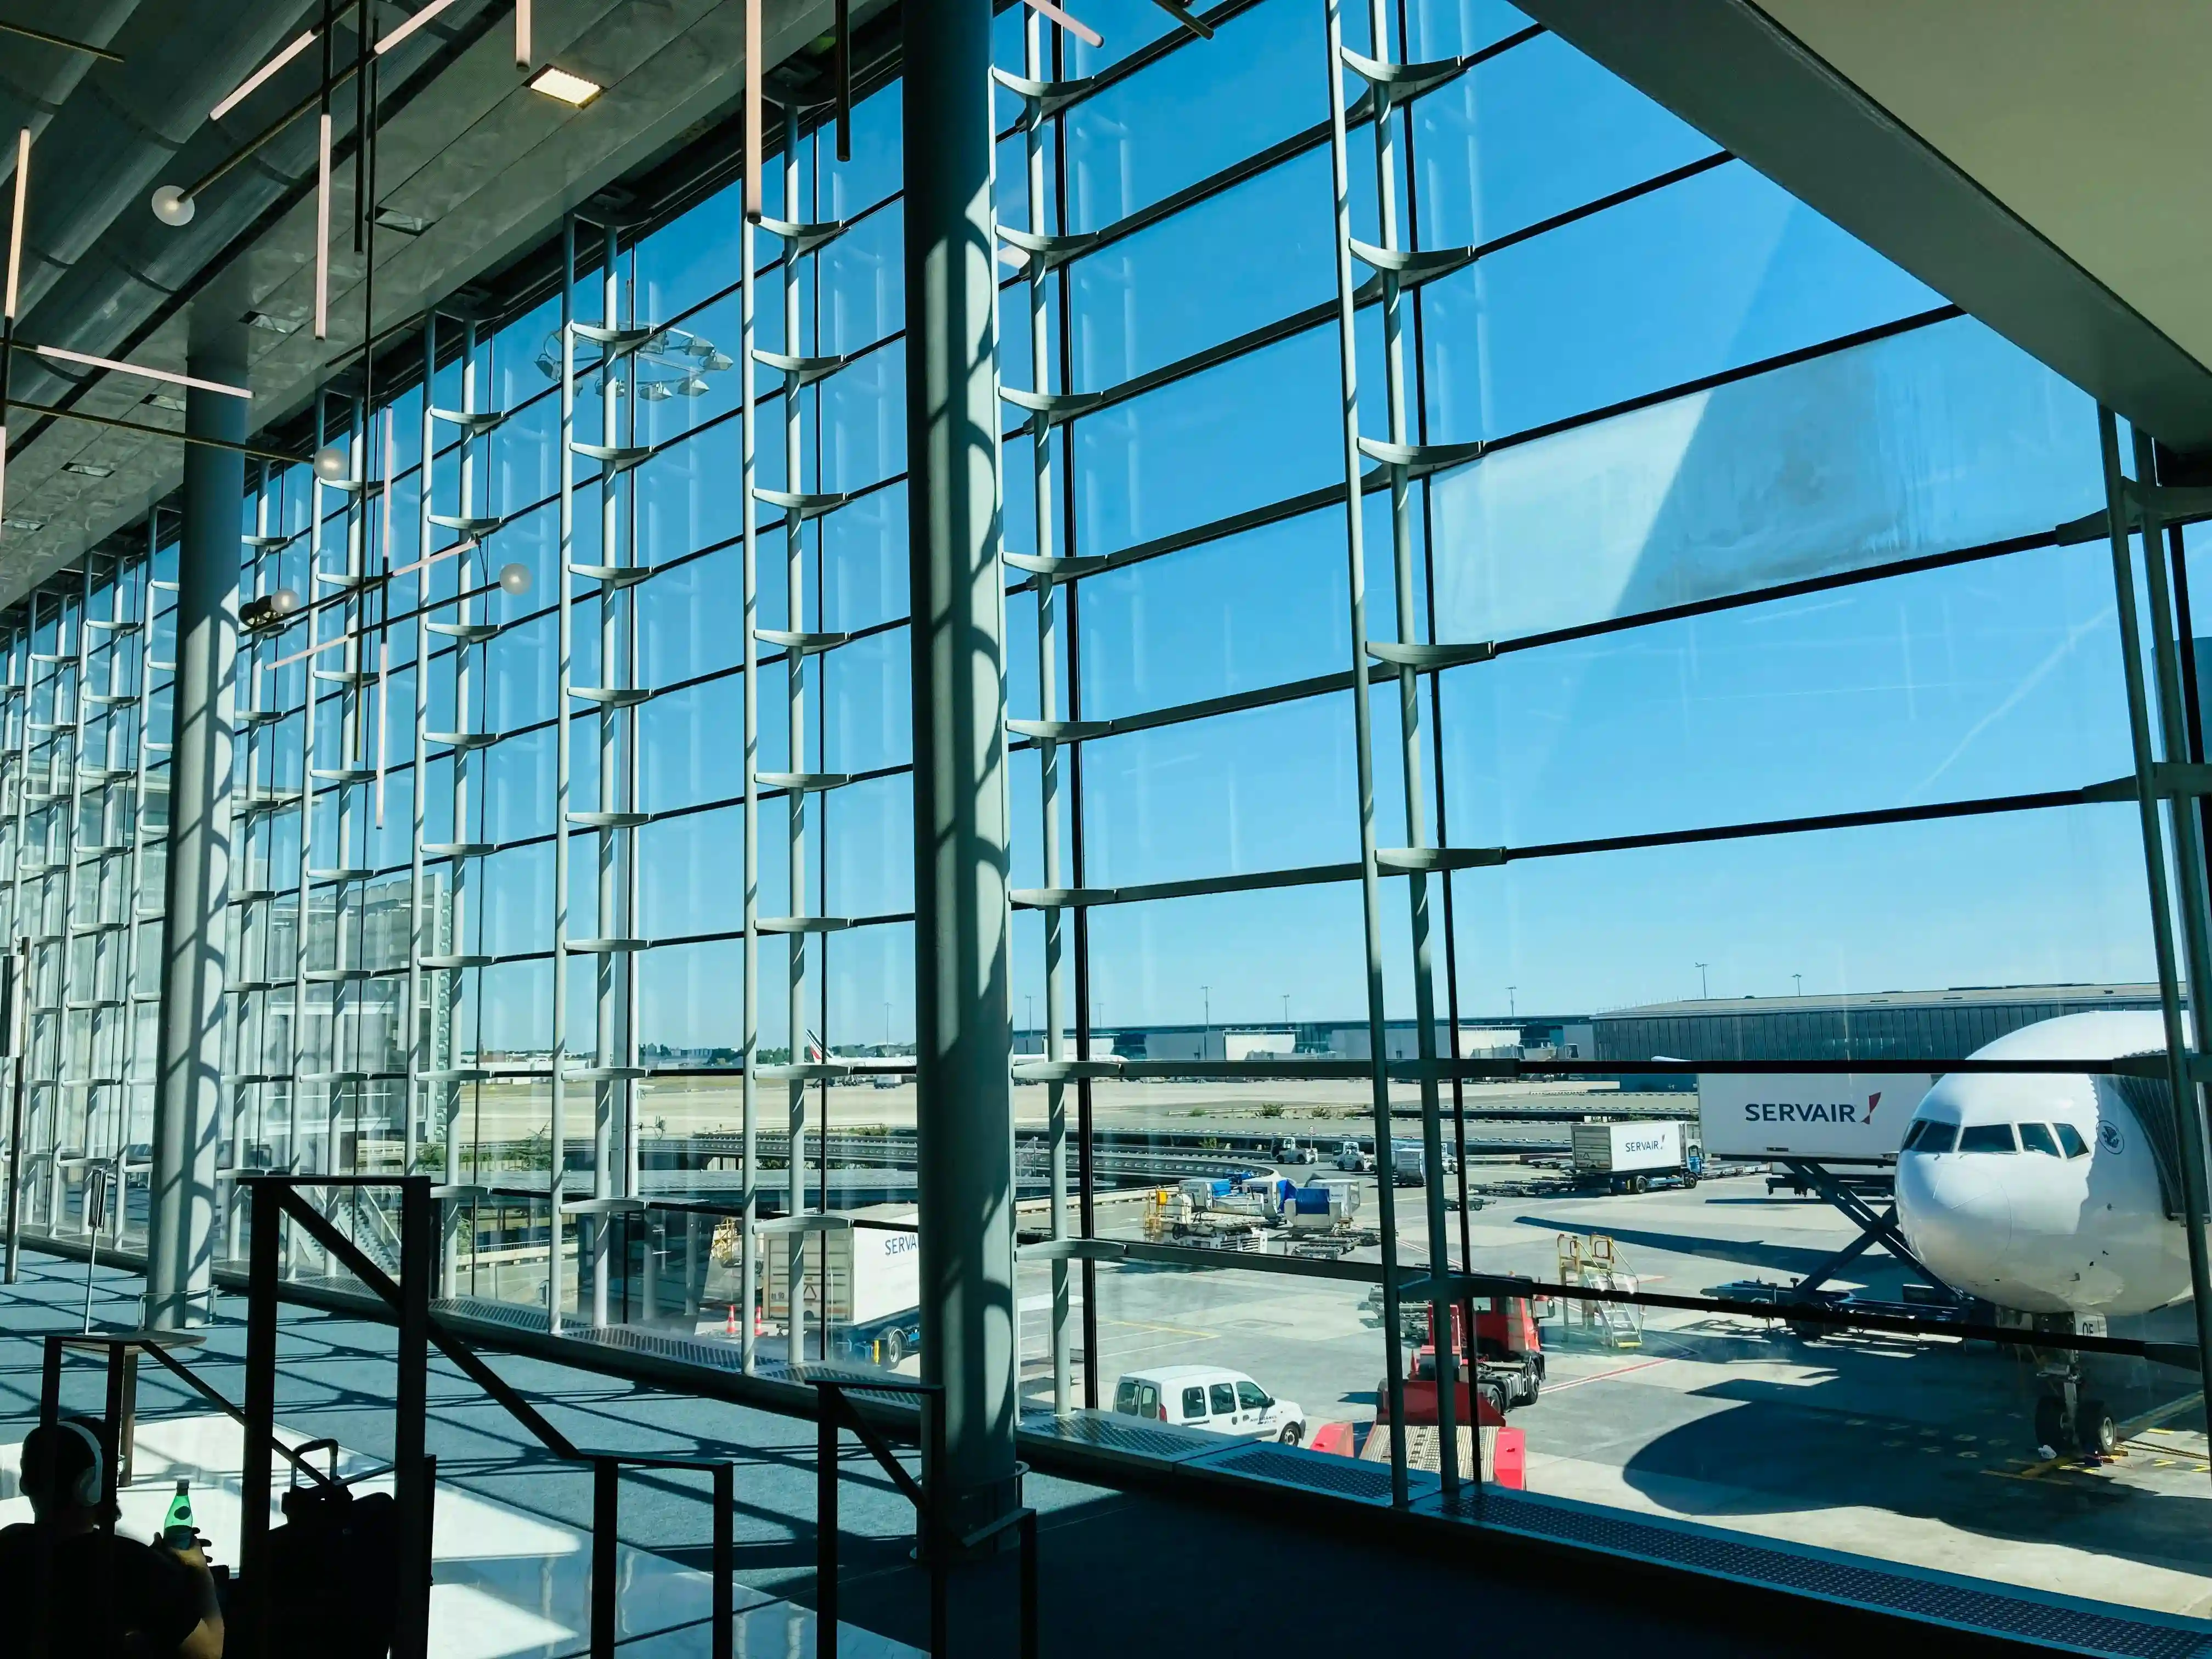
[
  {"xmin": 405, "ymin": 318, "xmax": 433, "ymax": 1191},
  {"xmin": 1007, "ymin": 9, "xmax": 1075, "ymax": 1417},
  {"xmin": 905, "ymin": 0, "xmax": 1020, "ymax": 1537},
  {"xmin": 448, "ymin": 321, "xmax": 488, "ymax": 1290},
  {"xmin": 740, "ymin": 158, "xmax": 762, "ymax": 1375},
  {"xmin": 2107, "ymin": 415, "xmax": 2212, "ymax": 1470},
  {"xmin": 146, "ymin": 319, "xmax": 244, "ymax": 1330},
  {"xmin": 56, "ymin": 570, "xmax": 88, "ymax": 1237},
  {"xmin": 552, "ymin": 217, "xmax": 577, "ymax": 1331},
  {"xmin": 287, "ymin": 400, "xmax": 325, "ymax": 1275},
  {"xmin": 1362, "ymin": 0, "xmax": 1459, "ymax": 1492},
  {"xmin": 781, "ymin": 103, "xmax": 810, "ymax": 1367},
  {"xmin": 4, "ymin": 936, "xmax": 25, "ymax": 1280},
  {"xmin": 591, "ymin": 221, "xmax": 620, "ymax": 1328},
  {"xmin": 1321, "ymin": 0, "xmax": 1409, "ymax": 1505},
  {"xmin": 230, "ymin": 484, "xmax": 278, "ymax": 1263},
  {"xmin": 125, "ymin": 549, "xmax": 157, "ymax": 1249},
  {"xmin": 2097, "ymin": 409, "xmax": 2212, "ymax": 1477}
]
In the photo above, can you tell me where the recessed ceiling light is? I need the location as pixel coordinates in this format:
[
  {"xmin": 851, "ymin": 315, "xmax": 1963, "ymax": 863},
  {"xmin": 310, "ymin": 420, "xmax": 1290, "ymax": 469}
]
[
  {"xmin": 528, "ymin": 66, "xmax": 601, "ymax": 106},
  {"xmin": 144, "ymin": 392, "xmax": 187, "ymax": 413},
  {"xmin": 374, "ymin": 206, "xmax": 432, "ymax": 235},
  {"xmin": 241, "ymin": 309, "xmax": 297, "ymax": 335},
  {"xmin": 3, "ymin": 518, "xmax": 46, "ymax": 533},
  {"xmin": 63, "ymin": 461, "xmax": 115, "ymax": 478}
]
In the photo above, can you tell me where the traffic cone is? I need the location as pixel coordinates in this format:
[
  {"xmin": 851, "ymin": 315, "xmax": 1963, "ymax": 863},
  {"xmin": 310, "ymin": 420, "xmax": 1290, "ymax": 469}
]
[{"xmin": 725, "ymin": 1305, "xmax": 737, "ymax": 1336}]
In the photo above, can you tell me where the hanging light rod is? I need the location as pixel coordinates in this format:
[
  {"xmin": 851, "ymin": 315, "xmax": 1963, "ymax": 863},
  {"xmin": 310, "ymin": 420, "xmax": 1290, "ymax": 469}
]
[
  {"xmin": 212, "ymin": 28, "xmax": 320, "ymax": 121},
  {"xmin": 5, "ymin": 128, "xmax": 25, "ymax": 323},
  {"xmin": 0, "ymin": 21, "xmax": 124, "ymax": 64},
  {"xmin": 314, "ymin": 112, "xmax": 334, "ymax": 338},
  {"xmin": 28, "ymin": 345, "xmax": 252, "ymax": 400},
  {"xmin": 162, "ymin": 58, "xmax": 364, "ymax": 219},
  {"xmin": 377, "ymin": 0, "xmax": 462, "ymax": 55},
  {"xmin": 1019, "ymin": 0, "xmax": 1103, "ymax": 48}
]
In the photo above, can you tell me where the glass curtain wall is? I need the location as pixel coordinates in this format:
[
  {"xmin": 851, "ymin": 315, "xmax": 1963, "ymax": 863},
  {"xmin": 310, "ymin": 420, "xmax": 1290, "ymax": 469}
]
[{"xmin": 0, "ymin": 0, "xmax": 2205, "ymax": 1612}]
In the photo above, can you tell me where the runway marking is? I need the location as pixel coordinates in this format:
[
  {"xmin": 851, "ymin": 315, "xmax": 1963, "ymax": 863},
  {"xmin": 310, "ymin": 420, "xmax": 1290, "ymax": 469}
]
[{"xmin": 1542, "ymin": 1357, "xmax": 1671, "ymax": 1393}]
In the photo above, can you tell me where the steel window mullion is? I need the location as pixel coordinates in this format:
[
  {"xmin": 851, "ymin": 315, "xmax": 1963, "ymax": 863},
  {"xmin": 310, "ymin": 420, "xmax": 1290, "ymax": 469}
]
[
  {"xmin": 2100, "ymin": 408, "xmax": 2212, "ymax": 1487},
  {"xmin": 1003, "ymin": 7, "xmax": 1077, "ymax": 1417},
  {"xmin": 552, "ymin": 214, "xmax": 577, "ymax": 1333},
  {"xmin": 1356, "ymin": 0, "xmax": 1463, "ymax": 1494},
  {"xmin": 740, "ymin": 170, "xmax": 761, "ymax": 1374},
  {"xmin": 406, "ymin": 318, "xmax": 435, "ymax": 1209},
  {"xmin": 1321, "ymin": 0, "xmax": 1408, "ymax": 1506},
  {"xmin": 781, "ymin": 104, "xmax": 809, "ymax": 1368}
]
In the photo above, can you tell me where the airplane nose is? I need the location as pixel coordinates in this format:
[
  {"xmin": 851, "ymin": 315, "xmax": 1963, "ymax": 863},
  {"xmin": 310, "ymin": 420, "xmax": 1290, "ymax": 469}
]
[{"xmin": 1897, "ymin": 1153, "xmax": 2013, "ymax": 1283}]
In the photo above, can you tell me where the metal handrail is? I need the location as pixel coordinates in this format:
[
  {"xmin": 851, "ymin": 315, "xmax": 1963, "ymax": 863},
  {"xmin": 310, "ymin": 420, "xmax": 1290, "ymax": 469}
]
[
  {"xmin": 809, "ymin": 1376, "xmax": 1039, "ymax": 1658},
  {"xmin": 237, "ymin": 1174, "xmax": 739, "ymax": 1659}
]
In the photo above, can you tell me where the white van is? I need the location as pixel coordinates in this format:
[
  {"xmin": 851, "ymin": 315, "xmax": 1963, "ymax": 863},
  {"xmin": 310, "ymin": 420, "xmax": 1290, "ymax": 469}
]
[{"xmin": 1112, "ymin": 1365, "xmax": 1306, "ymax": 1443}]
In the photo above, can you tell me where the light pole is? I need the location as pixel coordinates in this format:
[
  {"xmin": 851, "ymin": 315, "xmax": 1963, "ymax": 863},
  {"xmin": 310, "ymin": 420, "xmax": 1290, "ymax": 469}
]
[
  {"xmin": 1506, "ymin": 986, "xmax": 1516, "ymax": 1020},
  {"xmin": 1025, "ymin": 994, "xmax": 1034, "ymax": 1037},
  {"xmin": 1696, "ymin": 962, "xmax": 1709, "ymax": 1000},
  {"xmin": 1792, "ymin": 974, "xmax": 1802, "ymax": 998},
  {"xmin": 1282, "ymin": 993, "xmax": 1290, "ymax": 1028},
  {"xmin": 1201, "ymin": 984, "xmax": 1211, "ymax": 1052}
]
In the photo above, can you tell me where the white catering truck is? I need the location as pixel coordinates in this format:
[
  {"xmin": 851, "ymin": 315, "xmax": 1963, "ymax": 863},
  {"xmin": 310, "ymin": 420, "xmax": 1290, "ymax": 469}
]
[
  {"xmin": 1695, "ymin": 1072, "xmax": 1936, "ymax": 1162},
  {"xmin": 1569, "ymin": 1120, "xmax": 1701, "ymax": 1193},
  {"xmin": 764, "ymin": 1214, "xmax": 923, "ymax": 1365}
]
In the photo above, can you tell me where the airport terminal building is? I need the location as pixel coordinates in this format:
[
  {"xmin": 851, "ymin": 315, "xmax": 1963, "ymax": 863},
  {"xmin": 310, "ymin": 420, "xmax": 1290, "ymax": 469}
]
[
  {"xmin": 1, "ymin": 2, "xmax": 2210, "ymax": 1655},
  {"xmin": 1592, "ymin": 985, "xmax": 2165, "ymax": 1066}
]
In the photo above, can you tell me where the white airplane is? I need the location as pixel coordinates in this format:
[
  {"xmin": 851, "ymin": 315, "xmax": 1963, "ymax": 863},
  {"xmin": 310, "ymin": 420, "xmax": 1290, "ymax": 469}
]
[{"xmin": 1893, "ymin": 1009, "xmax": 2201, "ymax": 1453}]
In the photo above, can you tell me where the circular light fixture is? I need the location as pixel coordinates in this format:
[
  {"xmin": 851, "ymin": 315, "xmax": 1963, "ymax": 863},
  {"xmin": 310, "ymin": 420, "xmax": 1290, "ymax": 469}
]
[
  {"xmin": 498, "ymin": 562, "xmax": 533, "ymax": 595},
  {"xmin": 312, "ymin": 444, "xmax": 351, "ymax": 482},
  {"xmin": 270, "ymin": 586, "xmax": 300, "ymax": 614},
  {"xmin": 150, "ymin": 185, "xmax": 196, "ymax": 227}
]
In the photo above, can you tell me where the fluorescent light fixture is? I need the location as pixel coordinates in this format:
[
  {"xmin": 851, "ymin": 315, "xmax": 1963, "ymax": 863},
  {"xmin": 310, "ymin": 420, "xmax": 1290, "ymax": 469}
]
[
  {"xmin": 143, "ymin": 392, "xmax": 187, "ymax": 413},
  {"xmin": 515, "ymin": 0, "xmax": 531, "ymax": 67},
  {"xmin": 241, "ymin": 310, "xmax": 296, "ymax": 335},
  {"xmin": 744, "ymin": 0, "xmax": 760, "ymax": 218},
  {"xmin": 211, "ymin": 29, "xmax": 317, "ymax": 121},
  {"xmin": 7, "ymin": 127, "xmax": 27, "ymax": 321},
  {"xmin": 1019, "ymin": 0, "xmax": 1103, "ymax": 48},
  {"xmin": 3, "ymin": 516, "xmax": 44, "ymax": 533},
  {"xmin": 314, "ymin": 112, "xmax": 332, "ymax": 340},
  {"xmin": 376, "ymin": 0, "xmax": 460, "ymax": 55},
  {"xmin": 62, "ymin": 461, "xmax": 114, "ymax": 478},
  {"xmin": 35, "ymin": 345, "xmax": 251, "ymax": 400},
  {"xmin": 528, "ymin": 66, "xmax": 601, "ymax": 106}
]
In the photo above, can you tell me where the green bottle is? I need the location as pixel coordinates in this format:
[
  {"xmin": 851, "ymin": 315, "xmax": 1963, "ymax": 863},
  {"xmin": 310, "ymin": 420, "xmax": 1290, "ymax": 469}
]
[{"xmin": 162, "ymin": 1480, "xmax": 196, "ymax": 1550}]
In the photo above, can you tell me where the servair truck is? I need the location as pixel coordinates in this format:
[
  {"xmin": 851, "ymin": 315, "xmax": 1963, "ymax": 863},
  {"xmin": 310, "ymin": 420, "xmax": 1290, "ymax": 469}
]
[
  {"xmin": 1569, "ymin": 1120, "xmax": 1700, "ymax": 1193},
  {"xmin": 765, "ymin": 1216, "xmax": 923, "ymax": 1366}
]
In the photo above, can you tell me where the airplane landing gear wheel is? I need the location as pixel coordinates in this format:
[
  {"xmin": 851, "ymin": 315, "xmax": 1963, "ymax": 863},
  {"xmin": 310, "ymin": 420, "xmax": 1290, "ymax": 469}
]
[
  {"xmin": 2077, "ymin": 1398, "xmax": 2118, "ymax": 1457},
  {"xmin": 2034, "ymin": 1396, "xmax": 2066, "ymax": 1453}
]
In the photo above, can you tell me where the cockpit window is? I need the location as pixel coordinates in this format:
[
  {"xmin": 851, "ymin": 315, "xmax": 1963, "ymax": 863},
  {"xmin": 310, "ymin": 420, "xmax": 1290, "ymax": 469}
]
[
  {"xmin": 2056, "ymin": 1122, "xmax": 2090, "ymax": 1159},
  {"xmin": 2018, "ymin": 1122, "xmax": 2061, "ymax": 1157},
  {"xmin": 1958, "ymin": 1124, "xmax": 2018, "ymax": 1154},
  {"xmin": 1904, "ymin": 1119, "xmax": 1957, "ymax": 1153}
]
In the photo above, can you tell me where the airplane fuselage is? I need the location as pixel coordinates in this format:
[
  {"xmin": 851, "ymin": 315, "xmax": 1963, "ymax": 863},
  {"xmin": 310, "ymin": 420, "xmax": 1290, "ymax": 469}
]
[{"xmin": 1892, "ymin": 1012, "xmax": 2196, "ymax": 1318}]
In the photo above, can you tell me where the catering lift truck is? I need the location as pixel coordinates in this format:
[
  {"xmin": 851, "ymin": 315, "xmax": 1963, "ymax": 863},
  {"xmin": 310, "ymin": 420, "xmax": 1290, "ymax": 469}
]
[{"xmin": 1695, "ymin": 1069, "xmax": 1965, "ymax": 1336}]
